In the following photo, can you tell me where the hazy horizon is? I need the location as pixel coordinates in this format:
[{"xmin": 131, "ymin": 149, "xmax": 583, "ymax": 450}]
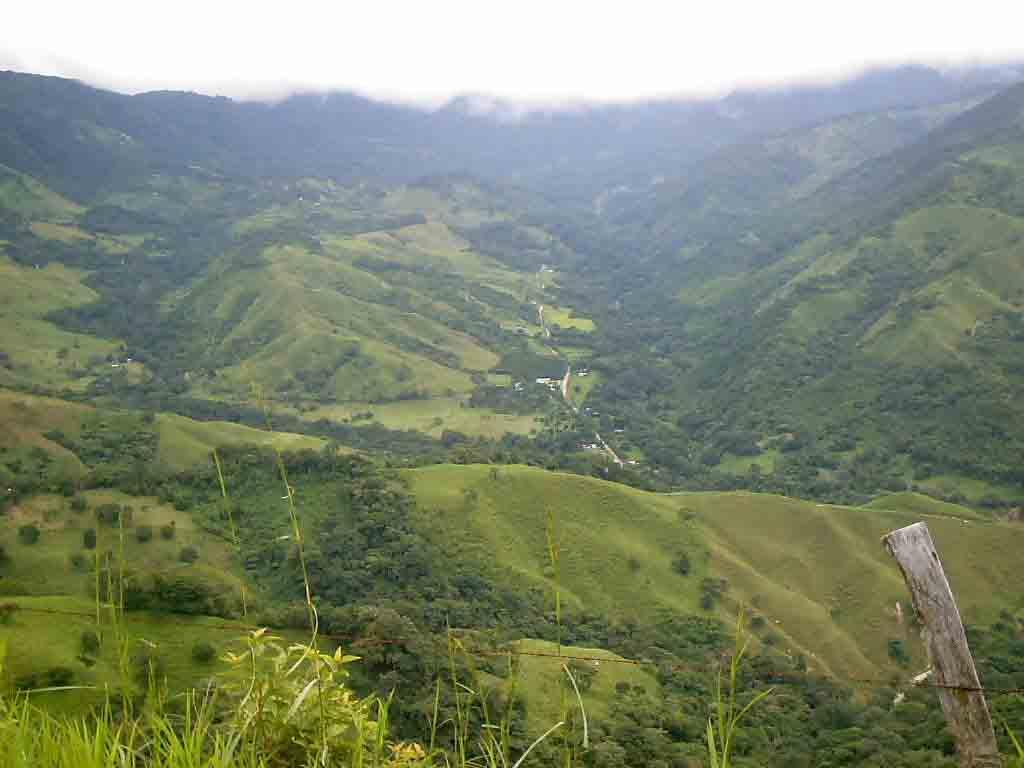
[{"xmin": 4, "ymin": 1, "xmax": 1024, "ymax": 108}]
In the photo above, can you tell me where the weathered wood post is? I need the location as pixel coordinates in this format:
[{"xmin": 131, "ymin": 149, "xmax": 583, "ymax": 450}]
[{"xmin": 884, "ymin": 522, "xmax": 1002, "ymax": 768}]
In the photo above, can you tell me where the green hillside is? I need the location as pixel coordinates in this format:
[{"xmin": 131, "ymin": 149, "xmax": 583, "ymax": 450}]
[
  {"xmin": 405, "ymin": 464, "xmax": 1024, "ymax": 679},
  {"xmin": 611, "ymin": 96, "xmax": 980, "ymax": 257},
  {"xmin": 0, "ymin": 388, "xmax": 337, "ymax": 490},
  {"xmin": 572, "ymin": 83, "xmax": 1024, "ymax": 505},
  {"xmin": 0, "ymin": 254, "xmax": 120, "ymax": 391},
  {"xmin": 154, "ymin": 413, "xmax": 328, "ymax": 472},
  {"xmin": 0, "ymin": 595, "xmax": 243, "ymax": 714},
  {"xmin": 0, "ymin": 164, "xmax": 574, "ymax": 440},
  {"xmin": 0, "ymin": 483, "xmax": 255, "ymax": 711},
  {"xmin": 509, "ymin": 638, "xmax": 660, "ymax": 732},
  {"xmin": 2, "ymin": 446, "xmax": 1021, "ymax": 764}
]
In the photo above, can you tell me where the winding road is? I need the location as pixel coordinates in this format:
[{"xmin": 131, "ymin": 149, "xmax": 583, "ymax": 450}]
[{"xmin": 536, "ymin": 267, "xmax": 625, "ymax": 468}]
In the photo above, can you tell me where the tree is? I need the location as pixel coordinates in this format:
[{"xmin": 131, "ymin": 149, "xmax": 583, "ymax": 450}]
[
  {"xmin": 80, "ymin": 629, "xmax": 101, "ymax": 656},
  {"xmin": 70, "ymin": 495, "xmax": 88, "ymax": 513},
  {"xmin": 191, "ymin": 641, "xmax": 216, "ymax": 664},
  {"xmin": 160, "ymin": 522, "xmax": 176, "ymax": 540},
  {"xmin": 179, "ymin": 546, "xmax": 199, "ymax": 564},
  {"xmin": 83, "ymin": 528, "xmax": 97, "ymax": 550},
  {"xmin": 18, "ymin": 524, "xmax": 40, "ymax": 545},
  {"xmin": 135, "ymin": 524, "xmax": 153, "ymax": 543}
]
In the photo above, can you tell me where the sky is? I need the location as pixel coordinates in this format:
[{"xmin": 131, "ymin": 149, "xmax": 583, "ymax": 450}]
[{"xmin": 3, "ymin": 0, "xmax": 1023, "ymax": 106}]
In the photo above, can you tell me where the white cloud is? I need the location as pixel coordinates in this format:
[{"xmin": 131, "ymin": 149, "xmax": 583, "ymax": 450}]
[{"xmin": 2, "ymin": 0, "xmax": 1023, "ymax": 104}]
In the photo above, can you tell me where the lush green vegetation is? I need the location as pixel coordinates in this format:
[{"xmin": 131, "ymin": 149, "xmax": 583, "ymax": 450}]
[
  {"xmin": 5, "ymin": 66, "xmax": 1024, "ymax": 766},
  {"xmin": 550, "ymin": 83, "xmax": 1024, "ymax": 508},
  {"xmin": 5, "ymin": 447, "xmax": 1024, "ymax": 765}
]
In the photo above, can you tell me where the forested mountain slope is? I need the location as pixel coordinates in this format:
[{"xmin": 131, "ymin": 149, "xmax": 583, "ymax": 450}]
[{"xmin": 574, "ymin": 82, "xmax": 1024, "ymax": 506}]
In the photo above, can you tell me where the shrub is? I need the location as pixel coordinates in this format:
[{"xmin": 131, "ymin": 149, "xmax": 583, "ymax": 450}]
[
  {"xmin": 69, "ymin": 552, "xmax": 87, "ymax": 570},
  {"xmin": 18, "ymin": 524, "xmax": 41, "ymax": 545},
  {"xmin": 888, "ymin": 638, "xmax": 910, "ymax": 665},
  {"xmin": 16, "ymin": 666, "xmax": 75, "ymax": 691},
  {"xmin": 700, "ymin": 577, "xmax": 728, "ymax": 610},
  {"xmin": 179, "ymin": 546, "xmax": 200, "ymax": 564},
  {"xmin": 135, "ymin": 524, "xmax": 153, "ymax": 543},
  {"xmin": 191, "ymin": 641, "xmax": 217, "ymax": 664},
  {"xmin": 70, "ymin": 495, "xmax": 88, "ymax": 513},
  {"xmin": 0, "ymin": 544, "xmax": 7, "ymax": 564},
  {"xmin": 80, "ymin": 629, "xmax": 101, "ymax": 656},
  {"xmin": 160, "ymin": 522, "xmax": 176, "ymax": 540},
  {"xmin": 672, "ymin": 551, "xmax": 692, "ymax": 576},
  {"xmin": 83, "ymin": 528, "xmax": 97, "ymax": 549},
  {"xmin": 96, "ymin": 503, "xmax": 130, "ymax": 526}
]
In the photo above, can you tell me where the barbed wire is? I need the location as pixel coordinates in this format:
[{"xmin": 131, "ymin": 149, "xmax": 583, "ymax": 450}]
[{"xmin": 8, "ymin": 602, "xmax": 1024, "ymax": 697}]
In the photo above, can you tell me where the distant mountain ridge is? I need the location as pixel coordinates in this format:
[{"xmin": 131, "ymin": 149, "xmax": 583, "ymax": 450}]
[{"xmin": 3, "ymin": 63, "xmax": 1019, "ymax": 202}]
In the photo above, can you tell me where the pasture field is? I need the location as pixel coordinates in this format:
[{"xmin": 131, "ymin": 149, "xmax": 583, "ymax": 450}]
[{"xmin": 299, "ymin": 397, "xmax": 540, "ymax": 439}]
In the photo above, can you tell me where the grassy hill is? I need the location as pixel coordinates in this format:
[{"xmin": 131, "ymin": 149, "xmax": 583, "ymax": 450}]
[
  {"xmin": 0, "ymin": 487, "xmax": 238, "ymax": 595},
  {"xmin": 0, "ymin": 485, "xmax": 255, "ymax": 711},
  {"xmin": 509, "ymin": 638, "xmax": 660, "ymax": 733},
  {"xmin": 0, "ymin": 595, "xmax": 244, "ymax": 714},
  {"xmin": 405, "ymin": 464, "xmax": 1024, "ymax": 679},
  {"xmin": 154, "ymin": 413, "xmax": 328, "ymax": 473},
  {"xmin": 0, "ymin": 389, "xmax": 334, "ymax": 483},
  {"xmin": 0, "ymin": 253, "xmax": 120, "ymax": 392},
  {"xmin": 0, "ymin": 161, "xmax": 573, "ymax": 440}
]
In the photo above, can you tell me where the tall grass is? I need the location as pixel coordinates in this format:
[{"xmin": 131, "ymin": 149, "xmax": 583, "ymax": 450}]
[
  {"xmin": 440, "ymin": 633, "xmax": 564, "ymax": 768},
  {"xmin": 212, "ymin": 448, "xmax": 247, "ymax": 617},
  {"xmin": 0, "ymin": 693, "xmax": 265, "ymax": 768},
  {"xmin": 705, "ymin": 610, "xmax": 773, "ymax": 768}
]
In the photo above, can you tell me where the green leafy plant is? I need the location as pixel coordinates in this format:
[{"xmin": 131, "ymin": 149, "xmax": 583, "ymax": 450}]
[{"xmin": 221, "ymin": 628, "xmax": 396, "ymax": 767}]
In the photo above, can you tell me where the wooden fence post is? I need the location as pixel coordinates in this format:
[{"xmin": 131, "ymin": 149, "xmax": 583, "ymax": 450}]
[{"xmin": 883, "ymin": 522, "xmax": 1002, "ymax": 768}]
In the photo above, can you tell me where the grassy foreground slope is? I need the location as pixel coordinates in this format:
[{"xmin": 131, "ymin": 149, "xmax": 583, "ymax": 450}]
[
  {"xmin": 0, "ymin": 488, "xmax": 252, "ymax": 711},
  {"xmin": 0, "ymin": 595, "xmax": 241, "ymax": 714},
  {"xmin": 405, "ymin": 464, "xmax": 1024, "ymax": 679}
]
